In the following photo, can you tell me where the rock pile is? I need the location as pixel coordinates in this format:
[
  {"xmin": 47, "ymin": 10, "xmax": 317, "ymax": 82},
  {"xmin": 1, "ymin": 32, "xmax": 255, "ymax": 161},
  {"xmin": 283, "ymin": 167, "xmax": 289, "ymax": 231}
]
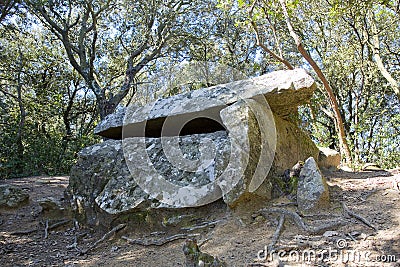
[{"xmin": 0, "ymin": 184, "xmax": 29, "ymax": 209}]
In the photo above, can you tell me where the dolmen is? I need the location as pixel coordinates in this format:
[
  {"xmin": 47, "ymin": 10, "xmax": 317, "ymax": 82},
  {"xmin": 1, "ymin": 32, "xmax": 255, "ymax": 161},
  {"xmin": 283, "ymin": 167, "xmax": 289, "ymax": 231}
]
[{"xmin": 67, "ymin": 69, "xmax": 320, "ymax": 225}]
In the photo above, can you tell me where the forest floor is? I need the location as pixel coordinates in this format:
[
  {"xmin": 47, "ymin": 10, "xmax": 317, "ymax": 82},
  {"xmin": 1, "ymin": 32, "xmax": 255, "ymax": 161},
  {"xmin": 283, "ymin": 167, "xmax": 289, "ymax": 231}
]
[{"xmin": 1, "ymin": 169, "xmax": 400, "ymax": 267}]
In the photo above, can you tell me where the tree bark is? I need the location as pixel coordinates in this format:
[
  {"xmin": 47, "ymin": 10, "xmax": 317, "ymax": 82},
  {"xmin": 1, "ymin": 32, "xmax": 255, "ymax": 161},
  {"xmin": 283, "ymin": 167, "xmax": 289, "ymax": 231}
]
[{"xmin": 278, "ymin": 0, "xmax": 352, "ymax": 164}]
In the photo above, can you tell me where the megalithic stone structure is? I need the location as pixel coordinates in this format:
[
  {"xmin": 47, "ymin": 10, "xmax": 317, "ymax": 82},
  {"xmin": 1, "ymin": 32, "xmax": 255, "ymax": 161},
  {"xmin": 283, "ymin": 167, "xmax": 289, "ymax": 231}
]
[{"xmin": 67, "ymin": 69, "xmax": 319, "ymax": 225}]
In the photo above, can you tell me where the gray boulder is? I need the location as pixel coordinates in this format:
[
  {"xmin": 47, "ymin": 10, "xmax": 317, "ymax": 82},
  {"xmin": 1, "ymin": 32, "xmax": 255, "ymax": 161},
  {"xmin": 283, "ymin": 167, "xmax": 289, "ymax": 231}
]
[
  {"xmin": 67, "ymin": 140, "xmax": 129, "ymax": 223},
  {"xmin": 100, "ymin": 131, "xmax": 231, "ymax": 212},
  {"xmin": 0, "ymin": 184, "xmax": 29, "ymax": 208},
  {"xmin": 220, "ymin": 99, "xmax": 319, "ymax": 208},
  {"xmin": 297, "ymin": 157, "xmax": 330, "ymax": 214}
]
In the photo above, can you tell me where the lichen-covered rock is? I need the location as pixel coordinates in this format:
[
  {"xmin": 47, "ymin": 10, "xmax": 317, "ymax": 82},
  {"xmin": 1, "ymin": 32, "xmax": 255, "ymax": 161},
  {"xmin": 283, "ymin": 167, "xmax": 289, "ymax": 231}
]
[
  {"xmin": 67, "ymin": 131, "xmax": 232, "ymax": 220},
  {"xmin": 272, "ymin": 117, "xmax": 319, "ymax": 174},
  {"xmin": 0, "ymin": 184, "xmax": 29, "ymax": 208},
  {"xmin": 68, "ymin": 108, "xmax": 319, "ymax": 223},
  {"xmin": 95, "ymin": 68, "xmax": 316, "ymax": 139},
  {"xmin": 297, "ymin": 157, "xmax": 330, "ymax": 214},
  {"xmin": 318, "ymin": 147, "xmax": 341, "ymax": 170},
  {"xmin": 38, "ymin": 196, "xmax": 64, "ymax": 211},
  {"xmin": 67, "ymin": 140, "xmax": 130, "ymax": 223},
  {"xmin": 224, "ymin": 113, "xmax": 319, "ymax": 212},
  {"xmin": 68, "ymin": 119, "xmax": 318, "ymax": 223},
  {"xmin": 102, "ymin": 131, "xmax": 231, "ymax": 212},
  {"xmin": 38, "ymin": 196, "xmax": 69, "ymax": 219}
]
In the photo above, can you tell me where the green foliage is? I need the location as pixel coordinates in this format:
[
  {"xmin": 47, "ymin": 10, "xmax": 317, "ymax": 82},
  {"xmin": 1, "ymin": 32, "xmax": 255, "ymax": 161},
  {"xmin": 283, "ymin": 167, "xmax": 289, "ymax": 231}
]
[
  {"xmin": 288, "ymin": 175, "xmax": 298, "ymax": 194},
  {"xmin": 0, "ymin": 17, "xmax": 99, "ymax": 178}
]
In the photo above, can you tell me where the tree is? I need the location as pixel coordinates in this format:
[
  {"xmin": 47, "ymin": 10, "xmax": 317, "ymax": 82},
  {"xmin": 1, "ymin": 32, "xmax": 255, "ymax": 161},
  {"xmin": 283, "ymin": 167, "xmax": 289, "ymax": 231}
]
[
  {"xmin": 295, "ymin": 0, "xmax": 399, "ymax": 167},
  {"xmin": 235, "ymin": 0, "xmax": 353, "ymax": 163},
  {"xmin": 367, "ymin": 8, "xmax": 400, "ymax": 101},
  {"xmin": 277, "ymin": 0, "xmax": 352, "ymax": 164},
  {"xmin": 0, "ymin": 0, "xmax": 18, "ymax": 23},
  {"xmin": 0, "ymin": 15, "xmax": 98, "ymax": 177},
  {"xmin": 248, "ymin": 0, "xmax": 294, "ymax": 70},
  {"xmin": 27, "ymin": 0, "xmax": 200, "ymax": 119}
]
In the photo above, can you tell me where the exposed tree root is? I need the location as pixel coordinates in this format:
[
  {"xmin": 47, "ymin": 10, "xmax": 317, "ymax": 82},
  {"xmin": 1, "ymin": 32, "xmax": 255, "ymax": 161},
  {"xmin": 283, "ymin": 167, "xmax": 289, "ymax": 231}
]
[
  {"xmin": 66, "ymin": 235, "xmax": 82, "ymax": 253},
  {"xmin": 258, "ymin": 208, "xmax": 346, "ymax": 234},
  {"xmin": 44, "ymin": 219, "xmax": 49, "ymax": 239},
  {"xmin": 80, "ymin": 223, "xmax": 126, "ymax": 254},
  {"xmin": 181, "ymin": 219, "xmax": 224, "ymax": 231},
  {"xmin": 341, "ymin": 202, "xmax": 377, "ymax": 230},
  {"xmin": 122, "ymin": 233, "xmax": 199, "ymax": 246},
  {"xmin": 48, "ymin": 219, "xmax": 70, "ymax": 230},
  {"xmin": 11, "ymin": 218, "xmax": 71, "ymax": 236},
  {"xmin": 268, "ymin": 214, "xmax": 285, "ymax": 251}
]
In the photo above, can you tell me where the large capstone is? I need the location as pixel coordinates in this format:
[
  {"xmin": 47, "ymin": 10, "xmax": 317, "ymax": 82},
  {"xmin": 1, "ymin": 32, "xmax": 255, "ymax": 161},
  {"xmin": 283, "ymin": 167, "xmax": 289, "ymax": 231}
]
[{"xmin": 95, "ymin": 68, "xmax": 315, "ymax": 139}]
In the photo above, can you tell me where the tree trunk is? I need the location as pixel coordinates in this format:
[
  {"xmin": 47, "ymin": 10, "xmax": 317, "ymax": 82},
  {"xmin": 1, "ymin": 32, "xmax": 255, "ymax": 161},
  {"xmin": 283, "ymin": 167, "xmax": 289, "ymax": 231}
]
[
  {"xmin": 278, "ymin": 0, "xmax": 352, "ymax": 165},
  {"xmin": 16, "ymin": 50, "xmax": 26, "ymax": 172},
  {"xmin": 368, "ymin": 11, "xmax": 400, "ymax": 101}
]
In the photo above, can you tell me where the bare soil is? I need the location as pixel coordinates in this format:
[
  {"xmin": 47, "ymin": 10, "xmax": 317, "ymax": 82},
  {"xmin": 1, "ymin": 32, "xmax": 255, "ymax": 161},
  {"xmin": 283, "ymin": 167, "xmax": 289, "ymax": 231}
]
[{"xmin": 1, "ymin": 169, "xmax": 400, "ymax": 267}]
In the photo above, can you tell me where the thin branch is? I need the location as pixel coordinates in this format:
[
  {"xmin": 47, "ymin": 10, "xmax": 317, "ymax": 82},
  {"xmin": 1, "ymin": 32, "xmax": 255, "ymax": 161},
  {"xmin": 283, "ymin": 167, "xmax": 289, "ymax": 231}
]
[
  {"xmin": 80, "ymin": 223, "xmax": 126, "ymax": 254},
  {"xmin": 278, "ymin": 0, "xmax": 352, "ymax": 164},
  {"xmin": 367, "ymin": 10, "xmax": 400, "ymax": 100},
  {"xmin": 248, "ymin": 0, "xmax": 294, "ymax": 70}
]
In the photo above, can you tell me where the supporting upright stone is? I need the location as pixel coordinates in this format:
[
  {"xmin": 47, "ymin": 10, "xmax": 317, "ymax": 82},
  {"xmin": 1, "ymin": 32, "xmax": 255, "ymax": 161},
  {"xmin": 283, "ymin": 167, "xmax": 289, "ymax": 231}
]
[
  {"xmin": 297, "ymin": 157, "xmax": 330, "ymax": 215},
  {"xmin": 219, "ymin": 99, "xmax": 276, "ymax": 207}
]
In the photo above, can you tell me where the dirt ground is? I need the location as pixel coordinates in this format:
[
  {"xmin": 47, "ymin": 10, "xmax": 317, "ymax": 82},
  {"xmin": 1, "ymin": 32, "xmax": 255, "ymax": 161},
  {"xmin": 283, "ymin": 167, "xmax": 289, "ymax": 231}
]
[{"xmin": 1, "ymin": 169, "xmax": 400, "ymax": 267}]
